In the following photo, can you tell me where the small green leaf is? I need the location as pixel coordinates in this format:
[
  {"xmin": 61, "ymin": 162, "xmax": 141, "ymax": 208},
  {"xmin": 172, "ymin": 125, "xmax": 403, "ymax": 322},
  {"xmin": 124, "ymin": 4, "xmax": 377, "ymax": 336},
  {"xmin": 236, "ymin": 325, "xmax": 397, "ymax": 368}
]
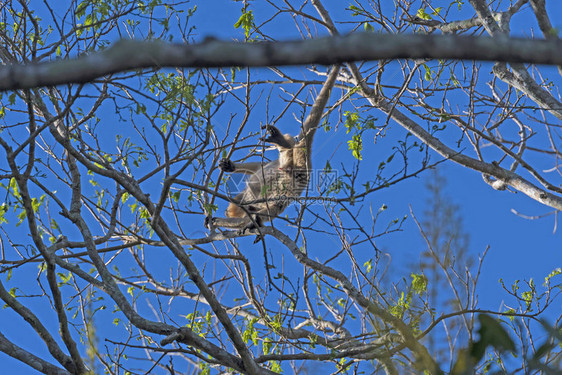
[
  {"xmin": 411, "ymin": 273, "xmax": 428, "ymax": 295},
  {"xmin": 363, "ymin": 259, "xmax": 372, "ymax": 273},
  {"xmin": 170, "ymin": 191, "xmax": 181, "ymax": 202},
  {"xmin": 263, "ymin": 337, "xmax": 272, "ymax": 355},
  {"xmin": 544, "ymin": 267, "xmax": 561, "ymax": 285},
  {"xmin": 348, "ymin": 5, "xmax": 362, "ymax": 16},
  {"xmin": 129, "ymin": 201, "xmax": 138, "ymax": 213},
  {"xmin": 203, "ymin": 203, "xmax": 218, "ymax": 215},
  {"xmin": 347, "ymin": 134, "xmax": 363, "ymax": 160},
  {"xmin": 344, "ymin": 111, "xmax": 359, "ymax": 133},
  {"xmin": 416, "ymin": 7, "xmax": 432, "ymax": 20},
  {"xmin": 57, "ymin": 272, "xmax": 72, "ymax": 284},
  {"xmin": 504, "ymin": 308, "xmax": 516, "ymax": 322},
  {"xmin": 9, "ymin": 177, "xmax": 19, "ymax": 198},
  {"xmin": 234, "ymin": 9, "xmax": 254, "ymax": 39},
  {"xmin": 31, "ymin": 195, "xmax": 45, "ymax": 213},
  {"xmin": 422, "ymin": 63, "xmax": 432, "ymax": 81},
  {"xmin": 270, "ymin": 360, "xmax": 281, "ymax": 373},
  {"xmin": 0, "ymin": 203, "xmax": 8, "ymax": 224}
]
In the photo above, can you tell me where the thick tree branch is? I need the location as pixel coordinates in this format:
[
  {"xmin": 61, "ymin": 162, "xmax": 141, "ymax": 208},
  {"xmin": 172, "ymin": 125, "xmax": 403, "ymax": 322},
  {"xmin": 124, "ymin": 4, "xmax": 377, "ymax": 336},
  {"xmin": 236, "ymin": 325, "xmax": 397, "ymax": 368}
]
[
  {"xmin": 375, "ymin": 92, "xmax": 562, "ymax": 210},
  {"xmin": 0, "ymin": 279, "xmax": 76, "ymax": 373},
  {"xmin": 311, "ymin": 0, "xmax": 562, "ymax": 212},
  {"xmin": 1, "ymin": 33, "xmax": 562, "ymax": 91},
  {"xmin": 0, "ymin": 135, "xmax": 87, "ymax": 374},
  {"xmin": 466, "ymin": 0, "xmax": 562, "ymax": 119},
  {"xmin": 21, "ymin": 90, "xmax": 260, "ymax": 374},
  {"xmin": 0, "ymin": 332, "xmax": 70, "ymax": 375}
]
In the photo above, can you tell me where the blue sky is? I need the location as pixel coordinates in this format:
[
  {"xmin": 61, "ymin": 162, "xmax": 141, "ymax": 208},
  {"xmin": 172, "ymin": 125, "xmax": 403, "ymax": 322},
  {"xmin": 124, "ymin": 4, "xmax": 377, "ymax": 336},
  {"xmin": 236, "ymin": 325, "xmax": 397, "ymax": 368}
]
[
  {"xmin": 191, "ymin": 0, "xmax": 562, "ymax": 312},
  {"xmin": 1, "ymin": 0, "xmax": 562, "ymax": 373}
]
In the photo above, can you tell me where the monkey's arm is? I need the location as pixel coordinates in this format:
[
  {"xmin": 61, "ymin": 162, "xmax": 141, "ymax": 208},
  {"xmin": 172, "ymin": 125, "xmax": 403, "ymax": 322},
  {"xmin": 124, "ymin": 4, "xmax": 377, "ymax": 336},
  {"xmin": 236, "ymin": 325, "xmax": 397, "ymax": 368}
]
[
  {"xmin": 219, "ymin": 158, "xmax": 263, "ymax": 175},
  {"xmin": 298, "ymin": 66, "xmax": 341, "ymax": 150}
]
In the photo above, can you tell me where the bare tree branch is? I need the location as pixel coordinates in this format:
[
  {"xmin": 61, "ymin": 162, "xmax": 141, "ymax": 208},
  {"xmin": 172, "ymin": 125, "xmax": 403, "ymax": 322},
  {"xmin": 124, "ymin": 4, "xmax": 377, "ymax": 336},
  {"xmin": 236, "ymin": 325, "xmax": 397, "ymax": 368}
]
[
  {"xmin": 1, "ymin": 1, "xmax": 561, "ymax": 373},
  {"xmin": 0, "ymin": 278, "xmax": 76, "ymax": 373},
  {"xmin": 1, "ymin": 33, "xmax": 562, "ymax": 91},
  {"xmin": 0, "ymin": 331, "xmax": 71, "ymax": 375}
]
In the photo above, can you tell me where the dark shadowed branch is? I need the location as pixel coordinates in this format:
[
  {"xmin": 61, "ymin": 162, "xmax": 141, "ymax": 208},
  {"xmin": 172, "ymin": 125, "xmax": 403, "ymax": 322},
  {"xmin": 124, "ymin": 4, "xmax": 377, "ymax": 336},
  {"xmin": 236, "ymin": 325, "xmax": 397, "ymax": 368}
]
[{"xmin": 1, "ymin": 33, "xmax": 562, "ymax": 91}]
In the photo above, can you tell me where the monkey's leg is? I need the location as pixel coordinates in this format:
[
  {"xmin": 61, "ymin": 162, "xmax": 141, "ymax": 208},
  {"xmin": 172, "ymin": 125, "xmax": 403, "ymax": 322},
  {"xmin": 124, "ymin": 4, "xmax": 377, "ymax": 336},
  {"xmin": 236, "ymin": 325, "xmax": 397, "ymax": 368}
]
[
  {"xmin": 206, "ymin": 216, "xmax": 251, "ymax": 229},
  {"xmin": 205, "ymin": 215, "xmax": 264, "ymax": 242},
  {"xmin": 207, "ymin": 199, "xmax": 260, "ymax": 229}
]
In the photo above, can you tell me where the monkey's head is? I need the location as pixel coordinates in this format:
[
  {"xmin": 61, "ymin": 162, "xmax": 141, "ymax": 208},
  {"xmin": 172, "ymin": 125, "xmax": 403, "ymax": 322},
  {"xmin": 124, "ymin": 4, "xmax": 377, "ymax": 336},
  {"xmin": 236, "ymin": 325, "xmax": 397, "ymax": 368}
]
[{"xmin": 261, "ymin": 125, "xmax": 296, "ymax": 149}]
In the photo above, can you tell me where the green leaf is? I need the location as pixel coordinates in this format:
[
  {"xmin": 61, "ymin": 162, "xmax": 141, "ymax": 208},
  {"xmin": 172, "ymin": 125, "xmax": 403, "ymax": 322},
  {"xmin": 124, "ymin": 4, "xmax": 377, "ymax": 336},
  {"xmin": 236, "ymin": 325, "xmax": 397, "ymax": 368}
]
[
  {"xmin": 544, "ymin": 267, "xmax": 561, "ymax": 285},
  {"xmin": 416, "ymin": 7, "xmax": 432, "ymax": 20},
  {"xmin": 533, "ymin": 340, "xmax": 556, "ymax": 361},
  {"xmin": 170, "ymin": 191, "xmax": 181, "ymax": 203},
  {"xmin": 470, "ymin": 314, "xmax": 515, "ymax": 361},
  {"xmin": 522, "ymin": 290, "xmax": 533, "ymax": 311},
  {"xmin": 129, "ymin": 201, "xmax": 138, "ymax": 213},
  {"xmin": 203, "ymin": 203, "xmax": 218, "ymax": 215},
  {"xmin": 263, "ymin": 337, "xmax": 272, "ymax": 355},
  {"xmin": 411, "ymin": 273, "xmax": 428, "ymax": 295},
  {"xmin": 348, "ymin": 5, "xmax": 362, "ymax": 16},
  {"xmin": 234, "ymin": 9, "xmax": 254, "ymax": 39},
  {"xmin": 31, "ymin": 195, "xmax": 45, "ymax": 213},
  {"xmin": 347, "ymin": 134, "xmax": 363, "ymax": 160},
  {"xmin": 76, "ymin": 1, "xmax": 88, "ymax": 18},
  {"xmin": 270, "ymin": 360, "xmax": 281, "ymax": 373},
  {"xmin": 58, "ymin": 272, "xmax": 72, "ymax": 284},
  {"xmin": 504, "ymin": 308, "xmax": 516, "ymax": 322},
  {"xmin": 17, "ymin": 209, "xmax": 27, "ymax": 226},
  {"xmin": 139, "ymin": 207, "xmax": 150, "ymax": 220},
  {"xmin": 9, "ymin": 177, "xmax": 19, "ymax": 198},
  {"xmin": 0, "ymin": 203, "xmax": 8, "ymax": 224},
  {"xmin": 363, "ymin": 259, "xmax": 372, "ymax": 273},
  {"xmin": 344, "ymin": 111, "xmax": 359, "ymax": 133},
  {"xmin": 422, "ymin": 63, "xmax": 432, "ymax": 81}
]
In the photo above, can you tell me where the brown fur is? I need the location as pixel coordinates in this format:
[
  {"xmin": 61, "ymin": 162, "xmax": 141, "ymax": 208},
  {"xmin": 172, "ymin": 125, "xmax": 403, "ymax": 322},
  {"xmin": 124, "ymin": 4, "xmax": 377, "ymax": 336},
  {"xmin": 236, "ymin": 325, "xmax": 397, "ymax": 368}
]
[
  {"xmin": 206, "ymin": 66, "xmax": 340, "ymax": 230},
  {"xmin": 225, "ymin": 203, "xmax": 246, "ymax": 218}
]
